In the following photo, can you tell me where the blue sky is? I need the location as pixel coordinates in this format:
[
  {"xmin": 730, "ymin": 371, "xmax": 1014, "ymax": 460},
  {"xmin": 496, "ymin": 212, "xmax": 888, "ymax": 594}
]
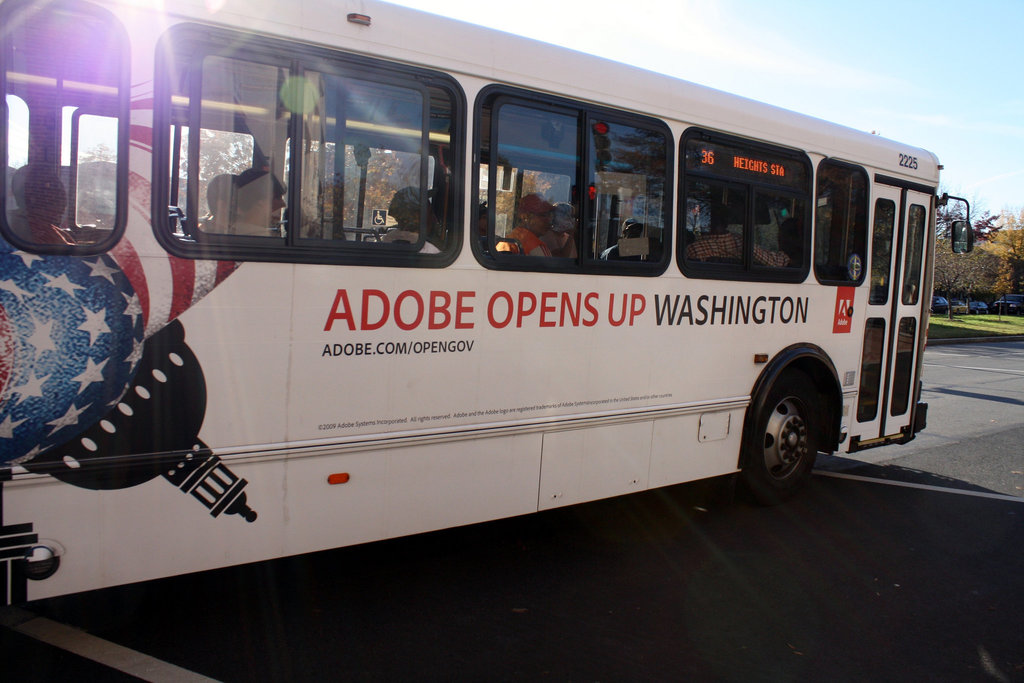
[{"xmin": 385, "ymin": 0, "xmax": 1024, "ymax": 217}]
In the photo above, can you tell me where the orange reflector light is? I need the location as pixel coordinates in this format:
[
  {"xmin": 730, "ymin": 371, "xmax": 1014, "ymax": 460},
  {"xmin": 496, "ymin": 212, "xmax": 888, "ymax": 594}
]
[
  {"xmin": 328, "ymin": 473, "xmax": 351, "ymax": 485},
  {"xmin": 347, "ymin": 13, "xmax": 371, "ymax": 26},
  {"xmin": 753, "ymin": 353, "xmax": 769, "ymax": 364}
]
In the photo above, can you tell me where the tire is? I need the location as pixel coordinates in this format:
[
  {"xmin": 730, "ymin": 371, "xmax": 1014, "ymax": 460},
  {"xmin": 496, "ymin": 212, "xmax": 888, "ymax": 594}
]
[{"xmin": 742, "ymin": 371, "xmax": 819, "ymax": 505}]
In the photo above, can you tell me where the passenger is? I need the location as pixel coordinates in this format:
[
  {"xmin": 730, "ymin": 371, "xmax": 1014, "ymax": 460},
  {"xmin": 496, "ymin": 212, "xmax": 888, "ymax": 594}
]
[
  {"xmin": 685, "ymin": 207, "xmax": 741, "ymax": 263},
  {"xmin": 541, "ymin": 201, "xmax": 578, "ymax": 257},
  {"xmin": 601, "ymin": 218, "xmax": 650, "ymax": 260},
  {"xmin": 753, "ymin": 242, "xmax": 790, "ymax": 267},
  {"xmin": 8, "ymin": 165, "xmax": 75, "ymax": 245},
  {"xmin": 202, "ymin": 173, "xmax": 235, "ymax": 233},
  {"xmin": 380, "ymin": 186, "xmax": 441, "ymax": 253},
  {"xmin": 230, "ymin": 168, "xmax": 285, "ymax": 236},
  {"xmin": 495, "ymin": 193, "xmax": 553, "ymax": 256}
]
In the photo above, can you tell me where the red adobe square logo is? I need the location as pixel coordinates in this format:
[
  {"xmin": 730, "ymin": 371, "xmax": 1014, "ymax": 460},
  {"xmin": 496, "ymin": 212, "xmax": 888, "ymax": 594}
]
[{"xmin": 833, "ymin": 287, "xmax": 855, "ymax": 334}]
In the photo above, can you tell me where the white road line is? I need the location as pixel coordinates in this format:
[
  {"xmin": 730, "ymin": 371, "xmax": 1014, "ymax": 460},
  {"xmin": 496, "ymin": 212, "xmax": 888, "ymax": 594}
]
[
  {"xmin": 815, "ymin": 470, "xmax": 1024, "ymax": 502},
  {"xmin": 0, "ymin": 606, "xmax": 219, "ymax": 683},
  {"xmin": 923, "ymin": 362, "xmax": 1024, "ymax": 375}
]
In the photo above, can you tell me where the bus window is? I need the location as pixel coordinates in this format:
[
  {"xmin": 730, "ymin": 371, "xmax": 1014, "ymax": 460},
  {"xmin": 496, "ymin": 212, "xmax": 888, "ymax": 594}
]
[
  {"xmin": 684, "ymin": 179, "xmax": 746, "ymax": 266},
  {"xmin": 869, "ymin": 199, "xmax": 896, "ymax": 305},
  {"xmin": 475, "ymin": 88, "xmax": 670, "ymax": 273},
  {"xmin": 297, "ymin": 74, "xmax": 439, "ymax": 251},
  {"xmin": 156, "ymin": 24, "xmax": 462, "ymax": 265},
  {"xmin": 901, "ymin": 205, "xmax": 926, "ymax": 305},
  {"xmin": 680, "ymin": 130, "xmax": 810, "ymax": 281},
  {"xmin": 890, "ymin": 317, "xmax": 917, "ymax": 416},
  {"xmin": 482, "ymin": 102, "xmax": 577, "ymax": 258},
  {"xmin": 856, "ymin": 318, "xmax": 887, "ymax": 422},
  {"xmin": 814, "ymin": 160, "xmax": 868, "ymax": 285},
  {"xmin": 589, "ymin": 119, "xmax": 668, "ymax": 264},
  {"xmin": 70, "ymin": 111, "xmax": 119, "ymax": 234},
  {"xmin": 169, "ymin": 55, "xmax": 288, "ymax": 241},
  {"xmin": 1, "ymin": 0, "xmax": 127, "ymax": 251}
]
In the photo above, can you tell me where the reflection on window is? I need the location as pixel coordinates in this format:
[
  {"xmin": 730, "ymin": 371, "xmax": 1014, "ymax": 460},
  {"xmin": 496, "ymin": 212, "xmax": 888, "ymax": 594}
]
[
  {"xmin": 857, "ymin": 318, "xmax": 886, "ymax": 422},
  {"xmin": 2, "ymin": 1, "xmax": 126, "ymax": 251},
  {"xmin": 170, "ymin": 56, "xmax": 288, "ymax": 240},
  {"xmin": 159, "ymin": 25, "xmax": 460, "ymax": 264},
  {"xmin": 869, "ymin": 199, "xmax": 895, "ymax": 305},
  {"xmin": 476, "ymin": 92, "xmax": 669, "ymax": 271},
  {"xmin": 298, "ymin": 75, "xmax": 439, "ymax": 251},
  {"xmin": 890, "ymin": 317, "xmax": 917, "ymax": 416},
  {"xmin": 902, "ymin": 204, "xmax": 926, "ymax": 305},
  {"xmin": 73, "ymin": 113, "xmax": 119, "ymax": 231},
  {"xmin": 5, "ymin": 95, "xmax": 28, "ymax": 168},
  {"xmin": 483, "ymin": 103, "xmax": 577, "ymax": 257},
  {"xmin": 814, "ymin": 160, "xmax": 868, "ymax": 284},
  {"xmin": 684, "ymin": 180, "xmax": 745, "ymax": 265},
  {"xmin": 590, "ymin": 119, "xmax": 666, "ymax": 264},
  {"xmin": 681, "ymin": 133, "xmax": 809, "ymax": 279}
]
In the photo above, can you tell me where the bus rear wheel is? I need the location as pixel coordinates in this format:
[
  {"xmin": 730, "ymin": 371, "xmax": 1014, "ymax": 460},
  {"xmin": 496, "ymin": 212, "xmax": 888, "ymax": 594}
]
[{"xmin": 742, "ymin": 371, "xmax": 818, "ymax": 505}]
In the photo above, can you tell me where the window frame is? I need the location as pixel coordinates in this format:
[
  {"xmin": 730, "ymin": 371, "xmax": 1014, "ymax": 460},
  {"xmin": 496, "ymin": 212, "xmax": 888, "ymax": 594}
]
[
  {"xmin": 471, "ymin": 85, "xmax": 673, "ymax": 276},
  {"xmin": 678, "ymin": 128, "xmax": 812, "ymax": 283},
  {"xmin": 152, "ymin": 23, "xmax": 466, "ymax": 268},
  {"xmin": 813, "ymin": 158, "xmax": 870, "ymax": 286},
  {"xmin": 0, "ymin": 0, "xmax": 130, "ymax": 255}
]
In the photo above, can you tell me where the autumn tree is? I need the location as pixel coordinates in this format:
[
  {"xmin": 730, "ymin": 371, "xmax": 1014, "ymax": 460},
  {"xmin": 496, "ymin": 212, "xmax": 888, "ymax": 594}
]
[{"xmin": 985, "ymin": 208, "xmax": 1024, "ymax": 300}]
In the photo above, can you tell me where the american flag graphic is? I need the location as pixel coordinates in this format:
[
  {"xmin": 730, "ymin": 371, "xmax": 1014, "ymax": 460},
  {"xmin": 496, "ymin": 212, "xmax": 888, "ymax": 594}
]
[{"xmin": 0, "ymin": 246, "xmax": 144, "ymax": 466}]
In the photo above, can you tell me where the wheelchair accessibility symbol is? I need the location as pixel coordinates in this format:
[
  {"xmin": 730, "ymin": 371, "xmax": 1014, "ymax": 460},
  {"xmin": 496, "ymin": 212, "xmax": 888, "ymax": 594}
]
[{"xmin": 372, "ymin": 209, "xmax": 388, "ymax": 227}]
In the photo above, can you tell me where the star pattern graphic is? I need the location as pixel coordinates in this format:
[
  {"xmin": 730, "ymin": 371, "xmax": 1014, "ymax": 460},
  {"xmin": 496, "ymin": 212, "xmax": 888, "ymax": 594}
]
[{"xmin": 0, "ymin": 248, "xmax": 143, "ymax": 463}]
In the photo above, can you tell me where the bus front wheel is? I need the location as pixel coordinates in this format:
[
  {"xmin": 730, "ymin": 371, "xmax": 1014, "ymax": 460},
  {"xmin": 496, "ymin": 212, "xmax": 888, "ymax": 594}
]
[{"xmin": 742, "ymin": 371, "xmax": 818, "ymax": 505}]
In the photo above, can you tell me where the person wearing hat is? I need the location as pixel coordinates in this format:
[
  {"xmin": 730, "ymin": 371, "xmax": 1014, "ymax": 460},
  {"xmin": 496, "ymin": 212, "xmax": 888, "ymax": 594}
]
[
  {"xmin": 542, "ymin": 201, "xmax": 578, "ymax": 258},
  {"xmin": 496, "ymin": 193, "xmax": 553, "ymax": 256},
  {"xmin": 380, "ymin": 186, "xmax": 441, "ymax": 253}
]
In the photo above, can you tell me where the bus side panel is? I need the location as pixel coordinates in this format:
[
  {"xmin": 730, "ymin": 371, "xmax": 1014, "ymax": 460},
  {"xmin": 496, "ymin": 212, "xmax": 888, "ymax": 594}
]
[
  {"xmin": 5, "ymin": 473, "xmax": 284, "ymax": 602},
  {"xmin": 649, "ymin": 410, "xmax": 744, "ymax": 489},
  {"xmin": 7, "ymin": 432, "xmax": 544, "ymax": 602},
  {"xmin": 538, "ymin": 421, "xmax": 652, "ymax": 510}
]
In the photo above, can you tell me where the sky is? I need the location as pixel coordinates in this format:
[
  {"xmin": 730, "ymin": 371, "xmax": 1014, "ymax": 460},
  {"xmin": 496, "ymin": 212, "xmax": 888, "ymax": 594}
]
[{"xmin": 384, "ymin": 0, "xmax": 1024, "ymax": 218}]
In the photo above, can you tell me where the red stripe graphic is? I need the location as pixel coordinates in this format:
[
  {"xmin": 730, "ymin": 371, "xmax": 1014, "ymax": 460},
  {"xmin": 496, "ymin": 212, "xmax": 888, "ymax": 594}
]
[
  {"xmin": 111, "ymin": 239, "xmax": 149, "ymax": 328},
  {"xmin": 216, "ymin": 260, "xmax": 240, "ymax": 285},
  {"xmin": 0, "ymin": 303, "xmax": 14, "ymax": 401},
  {"xmin": 129, "ymin": 124, "xmax": 153, "ymax": 149},
  {"xmin": 167, "ymin": 255, "xmax": 196, "ymax": 322}
]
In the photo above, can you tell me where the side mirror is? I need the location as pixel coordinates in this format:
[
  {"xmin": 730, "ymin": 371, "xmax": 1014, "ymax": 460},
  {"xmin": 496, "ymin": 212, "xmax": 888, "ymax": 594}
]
[{"xmin": 951, "ymin": 219, "xmax": 973, "ymax": 254}]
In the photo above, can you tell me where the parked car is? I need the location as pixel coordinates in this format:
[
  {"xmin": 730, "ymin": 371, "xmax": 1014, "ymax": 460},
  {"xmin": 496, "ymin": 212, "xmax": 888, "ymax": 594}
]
[
  {"xmin": 931, "ymin": 295, "xmax": 948, "ymax": 314},
  {"xmin": 950, "ymin": 299, "xmax": 968, "ymax": 315},
  {"xmin": 990, "ymin": 294, "xmax": 1023, "ymax": 315},
  {"xmin": 968, "ymin": 300, "xmax": 988, "ymax": 314}
]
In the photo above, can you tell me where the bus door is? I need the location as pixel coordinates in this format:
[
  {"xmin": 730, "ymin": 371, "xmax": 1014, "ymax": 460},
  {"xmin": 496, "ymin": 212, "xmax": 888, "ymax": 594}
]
[{"xmin": 853, "ymin": 183, "xmax": 930, "ymax": 446}]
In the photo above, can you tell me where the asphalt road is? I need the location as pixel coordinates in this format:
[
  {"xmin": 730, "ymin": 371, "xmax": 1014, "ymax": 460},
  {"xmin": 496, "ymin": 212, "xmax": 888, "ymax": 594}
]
[
  {"xmin": 3, "ymin": 341, "xmax": 1023, "ymax": 682},
  {"xmin": 818, "ymin": 339, "xmax": 1024, "ymax": 498}
]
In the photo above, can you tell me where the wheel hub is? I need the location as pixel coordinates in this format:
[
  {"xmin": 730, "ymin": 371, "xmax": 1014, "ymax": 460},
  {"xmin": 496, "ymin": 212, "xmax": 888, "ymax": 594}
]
[{"xmin": 763, "ymin": 397, "xmax": 808, "ymax": 480}]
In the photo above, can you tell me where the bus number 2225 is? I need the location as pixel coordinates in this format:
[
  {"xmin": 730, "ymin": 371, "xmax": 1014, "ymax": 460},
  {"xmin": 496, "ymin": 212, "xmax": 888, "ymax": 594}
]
[{"xmin": 899, "ymin": 153, "xmax": 919, "ymax": 170}]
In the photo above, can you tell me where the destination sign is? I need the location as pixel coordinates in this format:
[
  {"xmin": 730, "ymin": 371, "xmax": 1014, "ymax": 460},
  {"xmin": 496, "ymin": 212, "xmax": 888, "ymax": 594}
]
[{"xmin": 685, "ymin": 138, "xmax": 808, "ymax": 191}]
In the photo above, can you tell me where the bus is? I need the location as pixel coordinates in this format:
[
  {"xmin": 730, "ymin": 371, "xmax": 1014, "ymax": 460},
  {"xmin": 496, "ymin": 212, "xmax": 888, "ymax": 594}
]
[{"xmin": 1, "ymin": 0, "xmax": 955, "ymax": 605}]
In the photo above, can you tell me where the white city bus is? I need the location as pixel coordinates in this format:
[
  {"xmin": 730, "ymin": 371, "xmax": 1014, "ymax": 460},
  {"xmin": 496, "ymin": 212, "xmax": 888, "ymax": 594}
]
[{"xmin": 1, "ymin": 0, "xmax": 947, "ymax": 604}]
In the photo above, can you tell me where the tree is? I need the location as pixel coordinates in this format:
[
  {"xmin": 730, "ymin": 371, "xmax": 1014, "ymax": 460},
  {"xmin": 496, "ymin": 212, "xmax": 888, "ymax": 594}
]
[
  {"xmin": 935, "ymin": 186, "xmax": 996, "ymax": 244},
  {"xmin": 985, "ymin": 208, "xmax": 1024, "ymax": 298},
  {"xmin": 933, "ymin": 187, "xmax": 999, "ymax": 316},
  {"xmin": 932, "ymin": 247, "xmax": 998, "ymax": 318}
]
